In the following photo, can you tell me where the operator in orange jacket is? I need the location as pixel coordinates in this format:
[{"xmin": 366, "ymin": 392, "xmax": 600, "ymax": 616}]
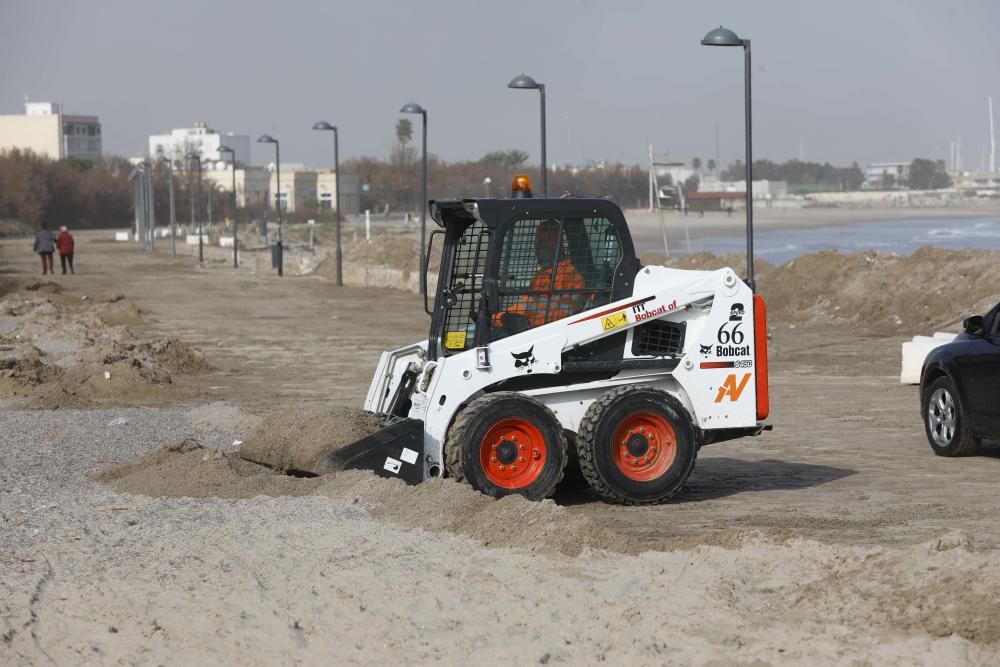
[{"xmin": 493, "ymin": 220, "xmax": 585, "ymax": 336}]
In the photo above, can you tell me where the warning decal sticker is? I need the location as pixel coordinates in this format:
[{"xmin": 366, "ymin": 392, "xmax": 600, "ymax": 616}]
[
  {"xmin": 444, "ymin": 331, "xmax": 467, "ymax": 349},
  {"xmin": 601, "ymin": 312, "xmax": 628, "ymax": 331}
]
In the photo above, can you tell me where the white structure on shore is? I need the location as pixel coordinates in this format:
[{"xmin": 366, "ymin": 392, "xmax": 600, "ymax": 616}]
[
  {"xmin": 148, "ymin": 122, "xmax": 250, "ymax": 166},
  {"xmin": 862, "ymin": 162, "xmax": 910, "ymax": 189},
  {"xmin": 0, "ymin": 101, "xmax": 102, "ymax": 161}
]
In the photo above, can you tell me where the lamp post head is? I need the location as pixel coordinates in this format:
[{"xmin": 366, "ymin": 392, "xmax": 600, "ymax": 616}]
[
  {"xmin": 257, "ymin": 134, "xmax": 278, "ymax": 144},
  {"xmin": 508, "ymin": 73, "xmax": 541, "ymax": 89},
  {"xmin": 399, "ymin": 103, "xmax": 425, "ymax": 115},
  {"xmin": 312, "ymin": 121, "xmax": 336, "ymax": 131},
  {"xmin": 217, "ymin": 144, "xmax": 234, "ymax": 154},
  {"xmin": 701, "ymin": 25, "xmax": 744, "ymax": 46}
]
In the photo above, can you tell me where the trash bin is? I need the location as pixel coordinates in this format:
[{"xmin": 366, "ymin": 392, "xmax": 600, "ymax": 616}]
[{"xmin": 271, "ymin": 241, "xmax": 283, "ymax": 270}]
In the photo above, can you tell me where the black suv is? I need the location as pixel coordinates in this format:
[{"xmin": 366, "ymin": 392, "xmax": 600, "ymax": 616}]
[{"xmin": 921, "ymin": 302, "xmax": 1000, "ymax": 456}]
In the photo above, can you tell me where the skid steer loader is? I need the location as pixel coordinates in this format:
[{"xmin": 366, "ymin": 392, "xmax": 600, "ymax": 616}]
[{"xmin": 318, "ymin": 175, "xmax": 770, "ymax": 504}]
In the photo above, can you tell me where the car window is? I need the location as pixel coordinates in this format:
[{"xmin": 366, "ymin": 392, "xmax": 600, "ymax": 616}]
[{"xmin": 992, "ymin": 305, "xmax": 1000, "ymax": 337}]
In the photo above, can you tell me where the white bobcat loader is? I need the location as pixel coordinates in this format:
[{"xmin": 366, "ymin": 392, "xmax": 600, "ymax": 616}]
[{"xmin": 317, "ymin": 175, "xmax": 770, "ymax": 504}]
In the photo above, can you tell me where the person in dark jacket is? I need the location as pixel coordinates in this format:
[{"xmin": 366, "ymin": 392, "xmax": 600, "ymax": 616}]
[
  {"xmin": 33, "ymin": 223, "xmax": 56, "ymax": 275},
  {"xmin": 56, "ymin": 226, "xmax": 75, "ymax": 274}
]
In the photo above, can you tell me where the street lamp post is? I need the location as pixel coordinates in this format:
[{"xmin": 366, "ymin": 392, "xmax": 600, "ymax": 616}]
[
  {"xmin": 185, "ymin": 152, "xmax": 204, "ymax": 264},
  {"xmin": 218, "ymin": 145, "xmax": 239, "ymax": 268},
  {"xmin": 508, "ymin": 73, "xmax": 547, "ymax": 196},
  {"xmin": 312, "ymin": 121, "xmax": 343, "ymax": 287},
  {"xmin": 400, "ymin": 103, "xmax": 428, "ymax": 295},
  {"xmin": 158, "ymin": 156, "xmax": 177, "ymax": 257},
  {"xmin": 257, "ymin": 135, "xmax": 282, "ymax": 276},
  {"xmin": 701, "ymin": 25, "xmax": 755, "ymax": 292}
]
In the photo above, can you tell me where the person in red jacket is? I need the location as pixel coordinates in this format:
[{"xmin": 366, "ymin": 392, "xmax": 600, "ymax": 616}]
[{"xmin": 56, "ymin": 226, "xmax": 75, "ymax": 275}]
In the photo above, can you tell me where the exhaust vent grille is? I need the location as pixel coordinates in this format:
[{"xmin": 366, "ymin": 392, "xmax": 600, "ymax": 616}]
[{"xmin": 632, "ymin": 320, "xmax": 686, "ymax": 357}]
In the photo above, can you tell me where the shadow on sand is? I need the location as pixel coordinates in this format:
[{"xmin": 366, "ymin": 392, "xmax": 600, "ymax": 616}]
[{"xmin": 554, "ymin": 456, "xmax": 856, "ymax": 506}]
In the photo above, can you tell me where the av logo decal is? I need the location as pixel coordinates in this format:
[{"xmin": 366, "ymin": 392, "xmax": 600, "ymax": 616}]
[{"xmin": 714, "ymin": 373, "xmax": 751, "ymax": 403}]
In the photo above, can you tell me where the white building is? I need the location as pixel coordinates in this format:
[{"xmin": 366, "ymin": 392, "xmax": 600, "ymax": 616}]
[
  {"xmin": 148, "ymin": 122, "xmax": 250, "ymax": 166},
  {"xmin": 863, "ymin": 162, "xmax": 909, "ymax": 189},
  {"xmin": 0, "ymin": 102, "xmax": 102, "ymax": 161},
  {"xmin": 698, "ymin": 177, "xmax": 788, "ymax": 199}
]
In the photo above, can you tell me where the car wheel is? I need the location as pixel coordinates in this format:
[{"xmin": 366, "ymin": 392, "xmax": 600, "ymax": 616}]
[{"xmin": 922, "ymin": 376, "xmax": 980, "ymax": 457}]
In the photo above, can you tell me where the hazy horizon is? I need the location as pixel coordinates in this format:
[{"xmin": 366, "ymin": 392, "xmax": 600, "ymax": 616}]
[{"xmin": 2, "ymin": 0, "xmax": 999, "ymax": 170}]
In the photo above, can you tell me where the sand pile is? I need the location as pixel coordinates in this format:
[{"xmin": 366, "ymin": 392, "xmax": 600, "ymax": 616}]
[
  {"xmin": 0, "ymin": 290, "xmax": 207, "ymax": 407},
  {"xmin": 779, "ymin": 534, "xmax": 1000, "ymax": 642},
  {"xmin": 641, "ymin": 247, "xmax": 1000, "ymax": 335},
  {"xmin": 238, "ymin": 406, "xmax": 382, "ymax": 472},
  {"xmin": 316, "ymin": 233, "xmax": 444, "ymax": 278},
  {"xmin": 96, "ymin": 445, "xmax": 634, "ymax": 557},
  {"xmin": 93, "ymin": 438, "xmax": 322, "ymax": 499}
]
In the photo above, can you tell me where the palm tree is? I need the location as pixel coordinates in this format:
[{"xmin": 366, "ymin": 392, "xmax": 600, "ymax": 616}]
[{"xmin": 395, "ymin": 119, "xmax": 413, "ymax": 146}]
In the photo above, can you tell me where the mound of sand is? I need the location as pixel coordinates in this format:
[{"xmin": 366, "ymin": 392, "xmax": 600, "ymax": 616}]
[
  {"xmin": 315, "ymin": 233, "xmax": 444, "ymax": 278},
  {"xmin": 93, "ymin": 439, "xmax": 322, "ymax": 499},
  {"xmin": 238, "ymin": 406, "xmax": 382, "ymax": 473},
  {"xmin": 0, "ymin": 291, "xmax": 207, "ymax": 408},
  {"xmin": 641, "ymin": 246, "xmax": 1000, "ymax": 335},
  {"xmin": 95, "ymin": 439, "xmax": 633, "ymax": 556},
  {"xmin": 187, "ymin": 402, "xmax": 264, "ymax": 434}
]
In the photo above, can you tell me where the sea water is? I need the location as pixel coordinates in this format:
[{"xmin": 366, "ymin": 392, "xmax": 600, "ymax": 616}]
[{"xmin": 674, "ymin": 216, "xmax": 1000, "ymax": 264}]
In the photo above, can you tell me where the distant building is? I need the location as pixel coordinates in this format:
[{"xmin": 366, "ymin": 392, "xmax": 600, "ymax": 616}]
[
  {"xmin": 687, "ymin": 191, "xmax": 745, "ymax": 213},
  {"xmin": 863, "ymin": 162, "xmax": 909, "ymax": 190},
  {"xmin": 316, "ymin": 170, "xmax": 361, "ymax": 216},
  {"xmin": 697, "ymin": 178, "xmax": 788, "ymax": 199},
  {"xmin": 148, "ymin": 122, "xmax": 250, "ymax": 166},
  {"xmin": 950, "ymin": 170, "xmax": 1000, "ymax": 193},
  {"xmin": 0, "ymin": 101, "xmax": 102, "ymax": 161},
  {"xmin": 203, "ymin": 166, "xmax": 360, "ymax": 215}
]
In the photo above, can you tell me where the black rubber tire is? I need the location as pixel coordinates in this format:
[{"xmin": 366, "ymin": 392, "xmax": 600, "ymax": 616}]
[
  {"xmin": 444, "ymin": 392, "xmax": 568, "ymax": 500},
  {"xmin": 577, "ymin": 385, "xmax": 698, "ymax": 505},
  {"xmin": 922, "ymin": 375, "xmax": 980, "ymax": 457}
]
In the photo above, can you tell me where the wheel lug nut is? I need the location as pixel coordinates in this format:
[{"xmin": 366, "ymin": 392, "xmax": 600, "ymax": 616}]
[
  {"xmin": 492, "ymin": 444, "xmax": 498, "ymax": 450},
  {"xmin": 499, "ymin": 465, "xmax": 505, "ymax": 471},
  {"xmin": 511, "ymin": 465, "xmax": 517, "ymax": 471},
  {"xmin": 512, "ymin": 436, "xmax": 517, "ymax": 441},
  {"xmin": 519, "ymin": 456, "xmax": 525, "ymax": 462},
  {"xmin": 491, "ymin": 456, "xmax": 497, "ymax": 462},
  {"xmin": 640, "ymin": 428, "xmax": 645, "ymax": 434},
  {"xmin": 519, "ymin": 444, "xmax": 524, "ymax": 450},
  {"xmin": 633, "ymin": 458, "xmax": 639, "ymax": 464}
]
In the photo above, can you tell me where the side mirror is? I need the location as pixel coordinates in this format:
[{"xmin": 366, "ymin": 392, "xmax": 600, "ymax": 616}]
[{"xmin": 963, "ymin": 315, "xmax": 986, "ymax": 336}]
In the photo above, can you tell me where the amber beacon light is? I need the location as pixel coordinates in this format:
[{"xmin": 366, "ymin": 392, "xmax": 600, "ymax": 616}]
[{"xmin": 511, "ymin": 174, "xmax": 533, "ymax": 197}]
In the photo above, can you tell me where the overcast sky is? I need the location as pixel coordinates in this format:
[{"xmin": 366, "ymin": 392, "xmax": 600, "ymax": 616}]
[{"xmin": 2, "ymin": 0, "xmax": 999, "ymax": 170}]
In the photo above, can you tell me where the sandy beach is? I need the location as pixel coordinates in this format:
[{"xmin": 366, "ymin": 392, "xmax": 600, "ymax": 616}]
[{"xmin": 2, "ymin": 231, "xmax": 1000, "ymax": 665}]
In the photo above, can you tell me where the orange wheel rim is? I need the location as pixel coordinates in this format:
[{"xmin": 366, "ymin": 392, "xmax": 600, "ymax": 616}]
[
  {"xmin": 611, "ymin": 411, "xmax": 676, "ymax": 482},
  {"xmin": 479, "ymin": 418, "xmax": 546, "ymax": 489}
]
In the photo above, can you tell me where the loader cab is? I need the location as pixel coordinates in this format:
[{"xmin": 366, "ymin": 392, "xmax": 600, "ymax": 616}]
[{"xmin": 427, "ymin": 176, "xmax": 639, "ymax": 361}]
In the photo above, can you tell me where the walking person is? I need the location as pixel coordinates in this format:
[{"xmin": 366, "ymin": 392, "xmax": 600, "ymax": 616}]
[
  {"xmin": 33, "ymin": 223, "xmax": 56, "ymax": 275},
  {"xmin": 57, "ymin": 225, "xmax": 75, "ymax": 274}
]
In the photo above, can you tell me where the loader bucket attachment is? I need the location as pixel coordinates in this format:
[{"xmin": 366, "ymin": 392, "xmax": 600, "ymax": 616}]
[{"xmin": 313, "ymin": 418, "xmax": 425, "ymax": 485}]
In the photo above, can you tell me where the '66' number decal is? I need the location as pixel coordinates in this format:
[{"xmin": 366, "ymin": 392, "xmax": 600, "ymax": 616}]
[{"xmin": 717, "ymin": 321, "xmax": 744, "ymax": 345}]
